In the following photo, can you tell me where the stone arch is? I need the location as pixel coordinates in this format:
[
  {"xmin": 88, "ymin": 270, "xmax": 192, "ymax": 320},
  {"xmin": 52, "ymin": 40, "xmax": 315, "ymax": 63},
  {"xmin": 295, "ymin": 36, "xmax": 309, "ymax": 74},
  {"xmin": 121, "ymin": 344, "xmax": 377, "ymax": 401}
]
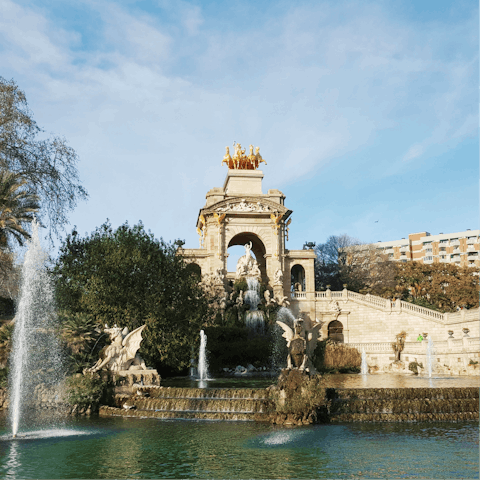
[
  {"xmin": 225, "ymin": 225, "xmax": 272, "ymax": 252},
  {"xmin": 227, "ymin": 232, "xmax": 267, "ymax": 280},
  {"xmin": 291, "ymin": 264, "xmax": 306, "ymax": 292},
  {"xmin": 185, "ymin": 262, "xmax": 202, "ymax": 280},
  {"xmin": 328, "ymin": 320, "xmax": 344, "ymax": 343}
]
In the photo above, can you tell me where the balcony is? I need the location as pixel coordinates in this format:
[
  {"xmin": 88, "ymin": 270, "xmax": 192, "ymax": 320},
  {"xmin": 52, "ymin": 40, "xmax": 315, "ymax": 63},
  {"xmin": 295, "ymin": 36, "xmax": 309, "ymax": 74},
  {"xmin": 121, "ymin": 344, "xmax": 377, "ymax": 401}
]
[
  {"xmin": 399, "ymin": 246, "xmax": 408, "ymax": 252},
  {"xmin": 467, "ymin": 245, "xmax": 476, "ymax": 252},
  {"xmin": 439, "ymin": 258, "xmax": 449, "ymax": 263},
  {"xmin": 385, "ymin": 248, "xmax": 394, "ymax": 254},
  {"xmin": 451, "ymin": 240, "xmax": 460, "ymax": 246},
  {"xmin": 468, "ymin": 263, "xmax": 477, "ymax": 267},
  {"xmin": 467, "ymin": 238, "xmax": 477, "ymax": 245},
  {"xmin": 453, "ymin": 248, "xmax": 461, "ymax": 254},
  {"xmin": 468, "ymin": 253, "xmax": 478, "ymax": 260}
]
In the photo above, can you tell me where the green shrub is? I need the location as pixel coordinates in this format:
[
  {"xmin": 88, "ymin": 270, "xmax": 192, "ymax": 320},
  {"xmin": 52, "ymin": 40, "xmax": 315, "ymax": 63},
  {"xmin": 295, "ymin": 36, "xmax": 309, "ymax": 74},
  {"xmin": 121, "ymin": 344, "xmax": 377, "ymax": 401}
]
[
  {"xmin": 267, "ymin": 370, "xmax": 330, "ymax": 423},
  {"xmin": 313, "ymin": 339, "xmax": 361, "ymax": 373},
  {"xmin": 408, "ymin": 361, "xmax": 423, "ymax": 375},
  {"xmin": 0, "ymin": 367, "xmax": 8, "ymax": 388},
  {"xmin": 65, "ymin": 372, "xmax": 114, "ymax": 410},
  {"xmin": 469, "ymin": 359, "xmax": 478, "ymax": 365}
]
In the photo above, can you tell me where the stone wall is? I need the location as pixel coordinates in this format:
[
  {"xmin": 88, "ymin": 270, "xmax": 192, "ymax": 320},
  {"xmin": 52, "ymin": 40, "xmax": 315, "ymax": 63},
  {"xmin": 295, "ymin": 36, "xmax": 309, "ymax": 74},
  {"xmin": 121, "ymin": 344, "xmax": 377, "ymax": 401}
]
[{"xmin": 288, "ymin": 289, "xmax": 479, "ymax": 374}]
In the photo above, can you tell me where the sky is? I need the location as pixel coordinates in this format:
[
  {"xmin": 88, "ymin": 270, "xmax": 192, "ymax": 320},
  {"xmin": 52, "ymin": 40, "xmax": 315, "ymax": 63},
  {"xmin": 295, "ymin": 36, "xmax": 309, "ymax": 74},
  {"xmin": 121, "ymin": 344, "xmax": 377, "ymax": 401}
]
[{"xmin": 0, "ymin": 0, "xmax": 478, "ymax": 265}]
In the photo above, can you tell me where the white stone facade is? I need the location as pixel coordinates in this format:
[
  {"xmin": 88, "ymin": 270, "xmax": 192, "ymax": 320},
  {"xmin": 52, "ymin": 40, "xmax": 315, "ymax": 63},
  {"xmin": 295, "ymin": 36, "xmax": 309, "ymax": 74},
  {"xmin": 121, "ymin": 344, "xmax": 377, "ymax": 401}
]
[{"xmin": 180, "ymin": 162, "xmax": 479, "ymax": 374}]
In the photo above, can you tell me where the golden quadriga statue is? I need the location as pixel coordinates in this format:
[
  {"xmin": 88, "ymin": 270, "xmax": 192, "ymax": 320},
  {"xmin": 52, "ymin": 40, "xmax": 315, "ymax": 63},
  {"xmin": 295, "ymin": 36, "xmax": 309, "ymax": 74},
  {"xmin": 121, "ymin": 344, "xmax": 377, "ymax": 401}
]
[{"xmin": 222, "ymin": 143, "xmax": 267, "ymax": 170}]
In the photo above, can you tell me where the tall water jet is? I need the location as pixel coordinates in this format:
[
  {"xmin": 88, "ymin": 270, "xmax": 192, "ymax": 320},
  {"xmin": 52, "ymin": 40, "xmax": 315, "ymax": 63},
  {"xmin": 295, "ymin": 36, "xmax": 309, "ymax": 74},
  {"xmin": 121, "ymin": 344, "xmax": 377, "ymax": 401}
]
[
  {"xmin": 9, "ymin": 221, "xmax": 64, "ymax": 437},
  {"xmin": 361, "ymin": 350, "xmax": 368, "ymax": 375},
  {"xmin": 244, "ymin": 277, "xmax": 264, "ymax": 334},
  {"xmin": 198, "ymin": 330, "xmax": 209, "ymax": 382},
  {"xmin": 426, "ymin": 336, "xmax": 434, "ymax": 378}
]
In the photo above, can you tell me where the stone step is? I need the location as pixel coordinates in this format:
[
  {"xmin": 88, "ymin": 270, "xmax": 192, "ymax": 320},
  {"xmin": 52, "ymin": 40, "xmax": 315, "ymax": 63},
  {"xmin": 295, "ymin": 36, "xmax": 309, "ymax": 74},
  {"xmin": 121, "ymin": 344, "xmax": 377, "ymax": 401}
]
[
  {"xmin": 141, "ymin": 386, "xmax": 268, "ymax": 400},
  {"xmin": 115, "ymin": 396, "xmax": 269, "ymax": 414},
  {"xmin": 330, "ymin": 398, "xmax": 479, "ymax": 415},
  {"xmin": 328, "ymin": 387, "xmax": 479, "ymax": 400},
  {"xmin": 100, "ymin": 406, "xmax": 267, "ymax": 421},
  {"xmin": 329, "ymin": 411, "xmax": 479, "ymax": 422}
]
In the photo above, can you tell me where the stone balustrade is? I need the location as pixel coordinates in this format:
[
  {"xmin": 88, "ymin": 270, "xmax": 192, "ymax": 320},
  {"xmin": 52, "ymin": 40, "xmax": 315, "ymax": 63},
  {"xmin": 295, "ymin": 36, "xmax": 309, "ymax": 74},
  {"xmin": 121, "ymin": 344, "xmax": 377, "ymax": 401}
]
[{"xmin": 311, "ymin": 289, "xmax": 478, "ymax": 326}]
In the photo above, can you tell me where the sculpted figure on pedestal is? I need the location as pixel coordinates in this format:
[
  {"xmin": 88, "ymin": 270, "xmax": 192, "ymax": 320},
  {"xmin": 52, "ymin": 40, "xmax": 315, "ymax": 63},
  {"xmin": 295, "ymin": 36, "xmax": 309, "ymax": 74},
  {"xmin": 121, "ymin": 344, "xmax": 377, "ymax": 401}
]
[
  {"xmin": 276, "ymin": 318, "xmax": 323, "ymax": 373},
  {"xmin": 235, "ymin": 242, "xmax": 262, "ymax": 279},
  {"xmin": 274, "ymin": 268, "xmax": 283, "ymax": 285},
  {"xmin": 88, "ymin": 324, "xmax": 147, "ymax": 373}
]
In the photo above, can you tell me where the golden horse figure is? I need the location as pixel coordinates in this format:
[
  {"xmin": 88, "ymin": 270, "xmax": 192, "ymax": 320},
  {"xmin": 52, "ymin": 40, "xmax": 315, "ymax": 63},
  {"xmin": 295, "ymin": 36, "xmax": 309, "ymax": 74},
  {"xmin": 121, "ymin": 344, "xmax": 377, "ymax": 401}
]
[{"xmin": 222, "ymin": 146, "xmax": 232, "ymax": 168}]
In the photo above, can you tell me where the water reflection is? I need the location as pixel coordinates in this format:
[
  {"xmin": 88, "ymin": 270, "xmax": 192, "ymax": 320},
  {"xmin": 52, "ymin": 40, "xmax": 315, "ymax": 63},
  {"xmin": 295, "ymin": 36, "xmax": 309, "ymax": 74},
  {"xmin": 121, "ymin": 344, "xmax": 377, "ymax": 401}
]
[{"xmin": 0, "ymin": 415, "xmax": 478, "ymax": 479}]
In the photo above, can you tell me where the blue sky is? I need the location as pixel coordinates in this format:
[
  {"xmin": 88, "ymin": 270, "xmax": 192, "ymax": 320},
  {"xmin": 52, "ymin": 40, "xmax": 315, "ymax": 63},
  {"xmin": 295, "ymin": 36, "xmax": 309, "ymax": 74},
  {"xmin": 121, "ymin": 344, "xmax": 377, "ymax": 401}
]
[{"xmin": 0, "ymin": 0, "xmax": 478, "ymax": 261}]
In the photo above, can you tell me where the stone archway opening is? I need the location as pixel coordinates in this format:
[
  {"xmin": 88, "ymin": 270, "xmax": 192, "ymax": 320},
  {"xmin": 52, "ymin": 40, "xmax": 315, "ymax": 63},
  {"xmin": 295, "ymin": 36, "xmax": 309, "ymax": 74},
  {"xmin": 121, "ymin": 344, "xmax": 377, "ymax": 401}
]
[
  {"xmin": 227, "ymin": 233, "xmax": 266, "ymax": 280},
  {"xmin": 328, "ymin": 320, "xmax": 344, "ymax": 343},
  {"xmin": 291, "ymin": 264, "xmax": 306, "ymax": 292},
  {"xmin": 185, "ymin": 262, "xmax": 202, "ymax": 280}
]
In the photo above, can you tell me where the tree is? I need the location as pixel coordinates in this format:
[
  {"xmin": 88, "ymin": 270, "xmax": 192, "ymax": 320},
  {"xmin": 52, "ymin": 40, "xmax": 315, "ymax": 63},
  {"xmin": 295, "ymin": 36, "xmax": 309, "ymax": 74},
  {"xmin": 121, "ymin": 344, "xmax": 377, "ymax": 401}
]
[
  {"xmin": 52, "ymin": 221, "xmax": 214, "ymax": 373},
  {"xmin": 0, "ymin": 170, "xmax": 39, "ymax": 247},
  {"xmin": 315, "ymin": 234, "xmax": 361, "ymax": 290},
  {"xmin": 314, "ymin": 234, "xmax": 396, "ymax": 296},
  {"xmin": 0, "ymin": 77, "xmax": 87, "ymax": 239},
  {"xmin": 394, "ymin": 262, "xmax": 479, "ymax": 312}
]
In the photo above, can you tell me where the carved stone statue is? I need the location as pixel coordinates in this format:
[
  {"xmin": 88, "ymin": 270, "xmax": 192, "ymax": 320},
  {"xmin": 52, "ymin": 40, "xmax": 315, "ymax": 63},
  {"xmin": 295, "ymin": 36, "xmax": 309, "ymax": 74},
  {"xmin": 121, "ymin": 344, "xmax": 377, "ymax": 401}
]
[
  {"xmin": 274, "ymin": 268, "xmax": 283, "ymax": 285},
  {"xmin": 264, "ymin": 289, "xmax": 272, "ymax": 306},
  {"xmin": 236, "ymin": 290, "xmax": 244, "ymax": 307},
  {"xmin": 276, "ymin": 318, "xmax": 323, "ymax": 373},
  {"xmin": 235, "ymin": 242, "xmax": 261, "ymax": 279},
  {"xmin": 329, "ymin": 300, "xmax": 341, "ymax": 319},
  {"xmin": 88, "ymin": 324, "xmax": 147, "ymax": 373},
  {"xmin": 214, "ymin": 268, "xmax": 225, "ymax": 284},
  {"xmin": 276, "ymin": 294, "xmax": 290, "ymax": 308}
]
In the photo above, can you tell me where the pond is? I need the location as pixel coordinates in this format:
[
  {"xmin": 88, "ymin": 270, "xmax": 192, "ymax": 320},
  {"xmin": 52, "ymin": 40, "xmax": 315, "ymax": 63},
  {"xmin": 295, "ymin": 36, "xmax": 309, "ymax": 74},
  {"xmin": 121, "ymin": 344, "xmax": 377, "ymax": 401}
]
[
  {"xmin": 0, "ymin": 413, "xmax": 478, "ymax": 479},
  {"xmin": 162, "ymin": 373, "xmax": 480, "ymax": 389}
]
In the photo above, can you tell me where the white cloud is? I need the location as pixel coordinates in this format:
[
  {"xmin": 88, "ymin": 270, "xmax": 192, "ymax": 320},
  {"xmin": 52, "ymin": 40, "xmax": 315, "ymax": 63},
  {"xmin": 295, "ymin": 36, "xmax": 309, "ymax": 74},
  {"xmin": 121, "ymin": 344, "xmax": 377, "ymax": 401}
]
[{"xmin": 0, "ymin": 0, "xmax": 476, "ymax": 247}]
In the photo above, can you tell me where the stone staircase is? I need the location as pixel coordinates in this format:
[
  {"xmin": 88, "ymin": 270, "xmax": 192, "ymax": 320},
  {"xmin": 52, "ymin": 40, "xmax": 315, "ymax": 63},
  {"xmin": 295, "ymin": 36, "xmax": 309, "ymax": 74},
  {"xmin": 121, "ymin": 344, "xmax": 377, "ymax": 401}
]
[{"xmin": 99, "ymin": 386, "xmax": 270, "ymax": 421}]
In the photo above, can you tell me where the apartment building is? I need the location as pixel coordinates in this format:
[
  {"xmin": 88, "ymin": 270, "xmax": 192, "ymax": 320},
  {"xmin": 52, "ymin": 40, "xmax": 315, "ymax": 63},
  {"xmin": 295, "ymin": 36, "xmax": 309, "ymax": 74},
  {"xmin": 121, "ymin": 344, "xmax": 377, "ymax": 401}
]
[{"xmin": 374, "ymin": 229, "xmax": 480, "ymax": 268}]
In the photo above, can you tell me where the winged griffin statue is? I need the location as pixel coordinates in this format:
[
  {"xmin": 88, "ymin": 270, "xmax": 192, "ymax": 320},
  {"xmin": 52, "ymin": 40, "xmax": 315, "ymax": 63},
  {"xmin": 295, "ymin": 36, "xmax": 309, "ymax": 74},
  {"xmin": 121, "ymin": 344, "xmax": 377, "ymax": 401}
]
[
  {"xmin": 276, "ymin": 318, "xmax": 323, "ymax": 373},
  {"xmin": 88, "ymin": 324, "xmax": 147, "ymax": 372}
]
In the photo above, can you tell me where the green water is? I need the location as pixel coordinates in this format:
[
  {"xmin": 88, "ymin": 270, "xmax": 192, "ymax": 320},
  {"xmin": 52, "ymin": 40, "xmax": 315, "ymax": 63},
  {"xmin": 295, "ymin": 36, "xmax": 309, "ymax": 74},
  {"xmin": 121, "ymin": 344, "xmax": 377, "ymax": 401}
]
[{"xmin": 0, "ymin": 414, "xmax": 478, "ymax": 479}]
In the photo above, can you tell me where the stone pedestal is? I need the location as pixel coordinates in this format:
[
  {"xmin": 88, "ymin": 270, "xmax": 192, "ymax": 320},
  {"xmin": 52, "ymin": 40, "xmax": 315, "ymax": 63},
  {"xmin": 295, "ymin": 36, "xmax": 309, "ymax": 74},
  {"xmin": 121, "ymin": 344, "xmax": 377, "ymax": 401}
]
[{"xmin": 114, "ymin": 369, "xmax": 161, "ymax": 394}]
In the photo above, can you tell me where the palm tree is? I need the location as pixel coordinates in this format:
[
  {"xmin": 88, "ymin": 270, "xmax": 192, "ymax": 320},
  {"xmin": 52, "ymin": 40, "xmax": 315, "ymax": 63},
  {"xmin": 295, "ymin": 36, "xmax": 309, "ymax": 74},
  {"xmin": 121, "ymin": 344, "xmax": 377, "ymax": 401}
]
[{"xmin": 0, "ymin": 170, "xmax": 39, "ymax": 247}]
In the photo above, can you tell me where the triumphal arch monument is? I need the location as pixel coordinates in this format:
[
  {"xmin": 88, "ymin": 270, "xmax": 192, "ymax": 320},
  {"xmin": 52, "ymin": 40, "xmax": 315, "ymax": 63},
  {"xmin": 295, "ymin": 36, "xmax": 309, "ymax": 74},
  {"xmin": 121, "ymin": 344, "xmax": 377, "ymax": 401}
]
[
  {"xmin": 178, "ymin": 143, "xmax": 479, "ymax": 373},
  {"xmin": 180, "ymin": 143, "xmax": 316, "ymax": 314}
]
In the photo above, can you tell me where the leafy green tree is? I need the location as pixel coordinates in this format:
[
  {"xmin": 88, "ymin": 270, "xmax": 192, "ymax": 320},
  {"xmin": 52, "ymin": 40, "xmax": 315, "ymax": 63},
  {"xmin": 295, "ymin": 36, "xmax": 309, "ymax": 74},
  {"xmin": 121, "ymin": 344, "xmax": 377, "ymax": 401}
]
[
  {"xmin": 0, "ymin": 170, "xmax": 39, "ymax": 247},
  {"xmin": 53, "ymin": 221, "xmax": 214, "ymax": 373},
  {"xmin": 0, "ymin": 77, "xmax": 87, "ymax": 239}
]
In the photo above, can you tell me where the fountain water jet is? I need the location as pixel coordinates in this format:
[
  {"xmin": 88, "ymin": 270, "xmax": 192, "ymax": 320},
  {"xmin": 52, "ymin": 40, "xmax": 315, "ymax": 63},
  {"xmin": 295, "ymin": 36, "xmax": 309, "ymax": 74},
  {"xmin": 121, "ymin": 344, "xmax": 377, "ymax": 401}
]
[
  {"xmin": 360, "ymin": 350, "xmax": 368, "ymax": 375},
  {"xmin": 9, "ymin": 221, "xmax": 64, "ymax": 437},
  {"xmin": 426, "ymin": 336, "xmax": 434, "ymax": 378},
  {"xmin": 198, "ymin": 330, "xmax": 209, "ymax": 384}
]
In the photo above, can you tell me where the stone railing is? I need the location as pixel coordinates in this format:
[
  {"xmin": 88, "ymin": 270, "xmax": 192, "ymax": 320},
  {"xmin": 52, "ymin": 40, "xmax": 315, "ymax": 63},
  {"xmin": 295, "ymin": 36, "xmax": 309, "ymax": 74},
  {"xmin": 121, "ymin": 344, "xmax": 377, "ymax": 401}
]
[
  {"xmin": 347, "ymin": 338, "xmax": 480, "ymax": 356},
  {"xmin": 398, "ymin": 300, "xmax": 445, "ymax": 322},
  {"xmin": 312, "ymin": 288, "xmax": 478, "ymax": 325},
  {"xmin": 347, "ymin": 342, "xmax": 392, "ymax": 353}
]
